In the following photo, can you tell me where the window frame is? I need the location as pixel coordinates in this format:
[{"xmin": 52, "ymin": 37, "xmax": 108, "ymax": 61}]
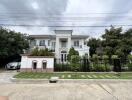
[
  {"xmin": 32, "ymin": 60, "xmax": 37, "ymax": 70},
  {"xmin": 42, "ymin": 60, "xmax": 47, "ymax": 70},
  {"xmin": 48, "ymin": 40, "xmax": 50, "ymax": 46},
  {"xmin": 39, "ymin": 40, "xmax": 45, "ymax": 46},
  {"xmin": 74, "ymin": 40, "xmax": 79, "ymax": 47}
]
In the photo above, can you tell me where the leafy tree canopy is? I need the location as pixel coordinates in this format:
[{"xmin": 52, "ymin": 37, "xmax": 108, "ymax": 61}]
[
  {"xmin": 0, "ymin": 27, "xmax": 29, "ymax": 65},
  {"xmin": 102, "ymin": 26, "xmax": 132, "ymax": 58},
  {"xmin": 87, "ymin": 38, "xmax": 101, "ymax": 57}
]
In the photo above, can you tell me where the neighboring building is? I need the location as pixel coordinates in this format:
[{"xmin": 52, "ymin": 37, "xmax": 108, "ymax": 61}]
[
  {"xmin": 29, "ymin": 30, "xmax": 89, "ymax": 62},
  {"xmin": 21, "ymin": 54, "xmax": 54, "ymax": 72}
]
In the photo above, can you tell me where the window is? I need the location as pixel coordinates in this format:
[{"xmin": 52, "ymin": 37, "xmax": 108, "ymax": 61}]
[
  {"xmin": 52, "ymin": 42, "xmax": 56, "ymax": 49},
  {"xmin": 61, "ymin": 54, "xmax": 64, "ymax": 62},
  {"xmin": 39, "ymin": 40, "xmax": 45, "ymax": 46},
  {"xmin": 61, "ymin": 41, "xmax": 66, "ymax": 48},
  {"xmin": 30, "ymin": 40, "xmax": 36, "ymax": 47},
  {"xmin": 61, "ymin": 51, "xmax": 67, "ymax": 62},
  {"xmin": 48, "ymin": 40, "xmax": 50, "ymax": 46},
  {"xmin": 42, "ymin": 60, "xmax": 47, "ymax": 69},
  {"xmin": 32, "ymin": 60, "xmax": 37, "ymax": 69},
  {"xmin": 74, "ymin": 41, "xmax": 79, "ymax": 46}
]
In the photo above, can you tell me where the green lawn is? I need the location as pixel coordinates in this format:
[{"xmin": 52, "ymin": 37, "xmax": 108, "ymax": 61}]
[{"xmin": 14, "ymin": 72, "xmax": 132, "ymax": 79}]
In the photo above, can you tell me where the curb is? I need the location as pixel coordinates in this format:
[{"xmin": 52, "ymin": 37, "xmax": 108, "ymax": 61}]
[
  {"xmin": 11, "ymin": 78, "xmax": 49, "ymax": 83},
  {"xmin": 11, "ymin": 78, "xmax": 132, "ymax": 84}
]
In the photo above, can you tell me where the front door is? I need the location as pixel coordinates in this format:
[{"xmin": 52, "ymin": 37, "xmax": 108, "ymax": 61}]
[{"xmin": 61, "ymin": 51, "xmax": 67, "ymax": 63}]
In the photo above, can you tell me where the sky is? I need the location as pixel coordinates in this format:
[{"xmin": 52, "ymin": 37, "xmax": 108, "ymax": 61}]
[{"xmin": 0, "ymin": 0, "xmax": 132, "ymax": 38}]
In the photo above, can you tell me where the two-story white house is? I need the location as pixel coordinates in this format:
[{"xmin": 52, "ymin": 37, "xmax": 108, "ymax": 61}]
[{"xmin": 29, "ymin": 30, "xmax": 89, "ymax": 62}]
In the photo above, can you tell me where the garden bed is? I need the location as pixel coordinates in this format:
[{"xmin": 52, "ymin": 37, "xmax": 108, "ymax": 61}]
[{"xmin": 14, "ymin": 72, "xmax": 132, "ymax": 79}]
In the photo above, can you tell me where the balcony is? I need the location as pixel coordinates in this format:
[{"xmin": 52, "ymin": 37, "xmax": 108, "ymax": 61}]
[{"xmin": 59, "ymin": 47, "xmax": 68, "ymax": 51}]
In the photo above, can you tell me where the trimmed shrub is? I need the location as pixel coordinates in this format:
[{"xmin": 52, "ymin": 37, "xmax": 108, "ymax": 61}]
[
  {"xmin": 30, "ymin": 47, "xmax": 39, "ymax": 56},
  {"xmin": 92, "ymin": 64, "xmax": 111, "ymax": 72},
  {"xmin": 128, "ymin": 55, "xmax": 132, "ymax": 63},
  {"xmin": 54, "ymin": 63, "xmax": 71, "ymax": 72},
  {"xmin": 127, "ymin": 63, "xmax": 132, "ymax": 71},
  {"xmin": 112, "ymin": 55, "xmax": 118, "ymax": 59},
  {"xmin": 30, "ymin": 48, "xmax": 54, "ymax": 56},
  {"xmin": 105, "ymin": 64, "xmax": 112, "ymax": 71},
  {"xmin": 70, "ymin": 55, "xmax": 81, "ymax": 71},
  {"xmin": 67, "ymin": 47, "xmax": 79, "ymax": 62}
]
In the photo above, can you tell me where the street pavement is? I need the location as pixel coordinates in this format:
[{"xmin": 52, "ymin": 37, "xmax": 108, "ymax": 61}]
[
  {"xmin": 0, "ymin": 71, "xmax": 132, "ymax": 100},
  {"xmin": 0, "ymin": 70, "xmax": 17, "ymax": 84}
]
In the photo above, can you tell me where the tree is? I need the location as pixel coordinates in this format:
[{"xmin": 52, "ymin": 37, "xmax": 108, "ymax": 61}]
[
  {"xmin": 102, "ymin": 26, "xmax": 132, "ymax": 63},
  {"xmin": 0, "ymin": 27, "xmax": 29, "ymax": 66},
  {"xmin": 67, "ymin": 47, "xmax": 79, "ymax": 61},
  {"xmin": 87, "ymin": 38, "xmax": 102, "ymax": 57}
]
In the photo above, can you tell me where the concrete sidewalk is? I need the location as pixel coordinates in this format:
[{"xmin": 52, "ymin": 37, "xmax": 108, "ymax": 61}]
[
  {"xmin": 0, "ymin": 71, "xmax": 18, "ymax": 84},
  {"xmin": 0, "ymin": 82, "xmax": 132, "ymax": 100}
]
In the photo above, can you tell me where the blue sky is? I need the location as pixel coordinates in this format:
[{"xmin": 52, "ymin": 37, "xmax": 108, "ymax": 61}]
[{"xmin": 0, "ymin": 0, "xmax": 132, "ymax": 38}]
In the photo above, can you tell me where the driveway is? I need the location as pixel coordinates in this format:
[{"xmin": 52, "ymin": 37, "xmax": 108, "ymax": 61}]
[
  {"xmin": 0, "ymin": 70, "xmax": 18, "ymax": 84},
  {"xmin": 0, "ymin": 82, "xmax": 132, "ymax": 100}
]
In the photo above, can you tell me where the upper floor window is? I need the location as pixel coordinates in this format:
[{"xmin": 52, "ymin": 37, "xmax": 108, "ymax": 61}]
[
  {"xmin": 61, "ymin": 41, "xmax": 66, "ymax": 48},
  {"xmin": 74, "ymin": 41, "xmax": 79, "ymax": 47},
  {"xmin": 48, "ymin": 40, "xmax": 50, "ymax": 46},
  {"xmin": 52, "ymin": 42, "xmax": 56, "ymax": 48},
  {"xmin": 39, "ymin": 40, "xmax": 45, "ymax": 46},
  {"xmin": 30, "ymin": 40, "xmax": 36, "ymax": 47}
]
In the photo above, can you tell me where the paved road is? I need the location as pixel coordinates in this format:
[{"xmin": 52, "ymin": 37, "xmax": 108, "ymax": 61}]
[
  {"xmin": 0, "ymin": 82, "xmax": 132, "ymax": 100},
  {"xmin": 0, "ymin": 70, "xmax": 17, "ymax": 84},
  {"xmin": 0, "ymin": 71, "xmax": 132, "ymax": 100}
]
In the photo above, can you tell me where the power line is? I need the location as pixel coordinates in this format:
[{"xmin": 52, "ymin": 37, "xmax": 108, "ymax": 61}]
[{"xmin": 1, "ymin": 24, "xmax": 132, "ymax": 27}]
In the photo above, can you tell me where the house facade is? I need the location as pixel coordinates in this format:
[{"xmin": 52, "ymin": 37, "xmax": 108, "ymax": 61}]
[{"xmin": 29, "ymin": 30, "xmax": 89, "ymax": 62}]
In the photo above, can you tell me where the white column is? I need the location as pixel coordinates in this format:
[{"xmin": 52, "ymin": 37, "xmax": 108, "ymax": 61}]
[
  {"xmin": 67, "ymin": 36, "xmax": 71, "ymax": 51},
  {"xmin": 55, "ymin": 37, "xmax": 60, "ymax": 59}
]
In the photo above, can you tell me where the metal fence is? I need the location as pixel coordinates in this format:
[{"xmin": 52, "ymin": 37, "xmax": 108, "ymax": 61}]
[
  {"xmin": 54, "ymin": 59, "xmax": 90, "ymax": 72},
  {"xmin": 54, "ymin": 58, "xmax": 130, "ymax": 72}
]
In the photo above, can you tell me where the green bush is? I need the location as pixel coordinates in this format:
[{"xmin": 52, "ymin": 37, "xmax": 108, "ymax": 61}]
[
  {"xmin": 128, "ymin": 55, "xmax": 132, "ymax": 63},
  {"xmin": 67, "ymin": 47, "xmax": 79, "ymax": 62},
  {"xmin": 70, "ymin": 55, "xmax": 81, "ymax": 71},
  {"xmin": 105, "ymin": 64, "xmax": 111, "ymax": 71},
  {"xmin": 92, "ymin": 64, "xmax": 111, "ymax": 72},
  {"xmin": 127, "ymin": 63, "xmax": 132, "ymax": 71},
  {"xmin": 128, "ymin": 55, "xmax": 132, "ymax": 60},
  {"xmin": 92, "ymin": 64, "xmax": 105, "ymax": 72},
  {"xmin": 30, "ymin": 48, "xmax": 54, "ymax": 56},
  {"xmin": 30, "ymin": 47, "xmax": 39, "ymax": 56},
  {"xmin": 54, "ymin": 63, "xmax": 71, "ymax": 71},
  {"xmin": 112, "ymin": 55, "xmax": 118, "ymax": 59}
]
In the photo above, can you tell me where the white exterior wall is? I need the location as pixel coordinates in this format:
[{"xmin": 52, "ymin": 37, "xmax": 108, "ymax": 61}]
[
  {"xmin": 55, "ymin": 30, "xmax": 72, "ymax": 59},
  {"xmin": 21, "ymin": 56, "xmax": 54, "ymax": 69},
  {"xmin": 71, "ymin": 39, "xmax": 89, "ymax": 56},
  {"xmin": 29, "ymin": 30, "xmax": 89, "ymax": 59},
  {"xmin": 31, "ymin": 38, "xmax": 89, "ymax": 57},
  {"xmin": 35, "ymin": 39, "xmax": 56, "ymax": 50}
]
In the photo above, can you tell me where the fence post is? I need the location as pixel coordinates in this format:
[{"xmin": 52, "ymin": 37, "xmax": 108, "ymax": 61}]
[{"xmin": 113, "ymin": 58, "xmax": 121, "ymax": 72}]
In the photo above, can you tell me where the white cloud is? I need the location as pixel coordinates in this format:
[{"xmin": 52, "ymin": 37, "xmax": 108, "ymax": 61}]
[
  {"xmin": 1, "ymin": 0, "xmax": 132, "ymax": 38},
  {"xmin": 31, "ymin": 2, "xmax": 39, "ymax": 10}
]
